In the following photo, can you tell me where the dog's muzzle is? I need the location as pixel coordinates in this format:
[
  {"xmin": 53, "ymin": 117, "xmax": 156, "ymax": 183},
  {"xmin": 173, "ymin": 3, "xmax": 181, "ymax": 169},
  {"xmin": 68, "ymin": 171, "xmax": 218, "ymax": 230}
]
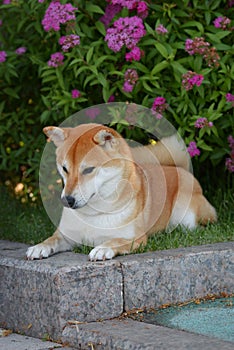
[{"xmin": 61, "ymin": 195, "xmax": 77, "ymax": 209}]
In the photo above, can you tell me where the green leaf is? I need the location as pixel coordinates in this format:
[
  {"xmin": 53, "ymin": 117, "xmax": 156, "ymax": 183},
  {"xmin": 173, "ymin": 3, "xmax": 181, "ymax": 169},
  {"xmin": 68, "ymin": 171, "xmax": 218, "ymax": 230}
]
[
  {"xmin": 215, "ymin": 43, "xmax": 232, "ymax": 51},
  {"xmin": 56, "ymin": 69, "xmax": 65, "ymax": 90},
  {"xmin": 181, "ymin": 21, "xmax": 204, "ymax": 34},
  {"xmin": 95, "ymin": 55, "xmax": 117, "ymax": 67},
  {"xmin": 95, "ymin": 21, "xmax": 106, "ymax": 36},
  {"xmin": 144, "ymin": 22, "xmax": 156, "ymax": 36},
  {"xmin": 85, "ymin": 4, "xmax": 104, "ymax": 14},
  {"xmin": 206, "ymin": 31, "xmax": 231, "ymax": 44},
  {"xmin": 171, "ymin": 61, "xmax": 187, "ymax": 74},
  {"xmin": 3, "ymin": 88, "xmax": 19, "ymax": 99},
  {"xmin": 197, "ymin": 140, "xmax": 213, "ymax": 151},
  {"xmin": 40, "ymin": 110, "xmax": 51, "ymax": 123},
  {"xmin": 151, "ymin": 60, "xmax": 168, "ymax": 75},
  {"xmin": 154, "ymin": 42, "xmax": 168, "ymax": 59},
  {"xmin": 142, "ymin": 80, "xmax": 153, "ymax": 92},
  {"xmin": 133, "ymin": 62, "xmax": 149, "ymax": 73},
  {"xmin": 86, "ymin": 47, "xmax": 94, "ymax": 64},
  {"xmin": 97, "ymin": 73, "xmax": 108, "ymax": 88}
]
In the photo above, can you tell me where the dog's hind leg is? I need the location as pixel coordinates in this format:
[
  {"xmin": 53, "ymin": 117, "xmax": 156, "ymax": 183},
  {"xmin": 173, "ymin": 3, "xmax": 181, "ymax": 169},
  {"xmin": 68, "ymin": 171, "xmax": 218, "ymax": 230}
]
[
  {"xmin": 89, "ymin": 235, "xmax": 147, "ymax": 261},
  {"xmin": 192, "ymin": 194, "xmax": 217, "ymax": 226},
  {"xmin": 26, "ymin": 229, "xmax": 74, "ymax": 260}
]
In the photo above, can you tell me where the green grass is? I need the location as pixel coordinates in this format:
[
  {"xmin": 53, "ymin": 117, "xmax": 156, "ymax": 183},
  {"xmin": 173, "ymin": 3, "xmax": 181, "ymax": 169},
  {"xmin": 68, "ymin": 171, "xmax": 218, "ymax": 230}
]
[{"xmin": 0, "ymin": 185, "xmax": 233, "ymax": 255}]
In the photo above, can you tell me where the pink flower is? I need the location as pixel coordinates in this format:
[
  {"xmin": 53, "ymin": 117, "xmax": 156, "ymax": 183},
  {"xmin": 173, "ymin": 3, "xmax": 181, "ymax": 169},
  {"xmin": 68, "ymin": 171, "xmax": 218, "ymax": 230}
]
[
  {"xmin": 0, "ymin": 51, "xmax": 7, "ymax": 63},
  {"xmin": 152, "ymin": 97, "xmax": 168, "ymax": 115},
  {"xmin": 195, "ymin": 117, "xmax": 213, "ymax": 129},
  {"xmin": 137, "ymin": 2, "xmax": 148, "ymax": 19},
  {"xmin": 185, "ymin": 37, "xmax": 220, "ymax": 68},
  {"xmin": 155, "ymin": 24, "xmax": 168, "ymax": 35},
  {"xmin": 59, "ymin": 34, "xmax": 80, "ymax": 52},
  {"xmin": 213, "ymin": 16, "xmax": 231, "ymax": 30},
  {"xmin": 71, "ymin": 89, "xmax": 81, "ymax": 99},
  {"xmin": 42, "ymin": 1, "xmax": 77, "ymax": 32},
  {"xmin": 105, "ymin": 16, "xmax": 146, "ymax": 52},
  {"xmin": 100, "ymin": 3, "xmax": 122, "ymax": 28},
  {"xmin": 182, "ymin": 71, "xmax": 204, "ymax": 91},
  {"xmin": 15, "ymin": 47, "xmax": 27, "ymax": 55},
  {"xmin": 123, "ymin": 81, "xmax": 134, "ymax": 92},
  {"xmin": 187, "ymin": 141, "xmax": 200, "ymax": 157},
  {"xmin": 185, "ymin": 37, "xmax": 210, "ymax": 56},
  {"xmin": 111, "ymin": 0, "xmax": 138, "ymax": 10},
  {"xmin": 0, "ymin": 20, "xmax": 2, "ymax": 26},
  {"xmin": 203, "ymin": 47, "xmax": 220, "ymax": 68},
  {"xmin": 226, "ymin": 93, "xmax": 234, "ymax": 107},
  {"xmin": 125, "ymin": 46, "xmax": 142, "ymax": 61},
  {"xmin": 3, "ymin": 0, "xmax": 11, "ymax": 4},
  {"xmin": 48, "ymin": 52, "xmax": 64, "ymax": 67},
  {"xmin": 123, "ymin": 69, "xmax": 138, "ymax": 93},
  {"xmin": 85, "ymin": 108, "xmax": 100, "ymax": 120},
  {"xmin": 108, "ymin": 95, "xmax": 115, "ymax": 102},
  {"xmin": 225, "ymin": 135, "xmax": 234, "ymax": 172}
]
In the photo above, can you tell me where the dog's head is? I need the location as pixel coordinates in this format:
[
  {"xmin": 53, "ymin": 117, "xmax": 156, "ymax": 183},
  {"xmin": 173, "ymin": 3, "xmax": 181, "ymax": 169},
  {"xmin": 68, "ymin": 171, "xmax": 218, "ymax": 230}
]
[{"xmin": 43, "ymin": 124, "xmax": 134, "ymax": 210}]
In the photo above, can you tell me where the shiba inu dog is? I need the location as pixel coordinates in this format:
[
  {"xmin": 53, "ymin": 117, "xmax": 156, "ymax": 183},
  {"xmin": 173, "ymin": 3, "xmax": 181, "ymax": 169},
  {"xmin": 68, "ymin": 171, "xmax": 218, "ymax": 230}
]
[{"xmin": 26, "ymin": 123, "xmax": 217, "ymax": 261}]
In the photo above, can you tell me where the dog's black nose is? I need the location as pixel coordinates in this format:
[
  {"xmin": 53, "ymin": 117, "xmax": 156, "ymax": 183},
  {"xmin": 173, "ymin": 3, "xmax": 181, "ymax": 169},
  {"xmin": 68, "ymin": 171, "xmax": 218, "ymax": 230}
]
[{"xmin": 62, "ymin": 195, "xmax": 76, "ymax": 208}]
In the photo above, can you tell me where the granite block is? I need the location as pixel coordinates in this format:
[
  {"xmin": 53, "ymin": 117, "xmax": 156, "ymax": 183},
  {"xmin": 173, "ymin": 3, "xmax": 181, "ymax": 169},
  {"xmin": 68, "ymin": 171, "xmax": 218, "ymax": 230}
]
[
  {"xmin": 0, "ymin": 240, "xmax": 233, "ymax": 344},
  {"xmin": 121, "ymin": 242, "xmax": 234, "ymax": 310},
  {"xmin": 0, "ymin": 241, "xmax": 123, "ymax": 339},
  {"xmin": 0, "ymin": 329, "xmax": 62, "ymax": 350},
  {"xmin": 62, "ymin": 319, "xmax": 234, "ymax": 350}
]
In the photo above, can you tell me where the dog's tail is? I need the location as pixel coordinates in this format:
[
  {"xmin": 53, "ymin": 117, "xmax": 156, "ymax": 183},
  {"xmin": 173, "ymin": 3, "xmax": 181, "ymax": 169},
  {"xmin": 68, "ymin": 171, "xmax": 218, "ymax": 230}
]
[{"xmin": 131, "ymin": 134, "xmax": 191, "ymax": 172}]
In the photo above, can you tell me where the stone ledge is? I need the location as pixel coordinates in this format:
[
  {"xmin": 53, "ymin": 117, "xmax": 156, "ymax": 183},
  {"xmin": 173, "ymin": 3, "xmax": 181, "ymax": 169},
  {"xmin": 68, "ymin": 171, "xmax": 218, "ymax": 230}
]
[
  {"xmin": 62, "ymin": 319, "xmax": 234, "ymax": 350},
  {"xmin": 0, "ymin": 240, "xmax": 233, "ymax": 342},
  {"xmin": 0, "ymin": 241, "xmax": 123, "ymax": 340}
]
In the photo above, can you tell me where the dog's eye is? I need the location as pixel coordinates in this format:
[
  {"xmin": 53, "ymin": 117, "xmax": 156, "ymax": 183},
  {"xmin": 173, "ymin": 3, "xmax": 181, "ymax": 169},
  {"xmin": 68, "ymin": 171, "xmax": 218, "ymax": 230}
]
[
  {"xmin": 82, "ymin": 167, "xmax": 95, "ymax": 175},
  {"xmin": 62, "ymin": 166, "xmax": 68, "ymax": 174}
]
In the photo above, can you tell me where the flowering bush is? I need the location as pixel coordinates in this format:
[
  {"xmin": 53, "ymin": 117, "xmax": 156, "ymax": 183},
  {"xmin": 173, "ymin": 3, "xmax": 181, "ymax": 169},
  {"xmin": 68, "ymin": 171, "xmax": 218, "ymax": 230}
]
[{"xmin": 0, "ymin": 0, "xmax": 233, "ymax": 195}]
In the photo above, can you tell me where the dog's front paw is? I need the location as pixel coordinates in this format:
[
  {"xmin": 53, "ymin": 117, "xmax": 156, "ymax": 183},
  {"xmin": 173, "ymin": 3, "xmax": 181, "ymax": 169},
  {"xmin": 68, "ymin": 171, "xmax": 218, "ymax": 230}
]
[
  {"xmin": 26, "ymin": 243, "xmax": 54, "ymax": 260},
  {"xmin": 89, "ymin": 246, "xmax": 115, "ymax": 261}
]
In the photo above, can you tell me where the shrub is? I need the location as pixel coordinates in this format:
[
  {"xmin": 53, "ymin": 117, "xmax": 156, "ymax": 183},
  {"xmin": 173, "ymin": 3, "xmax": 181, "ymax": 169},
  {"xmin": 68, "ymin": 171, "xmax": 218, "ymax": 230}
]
[{"xmin": 0, "ymin": 0, "xmax": 233, "ymax": 199}]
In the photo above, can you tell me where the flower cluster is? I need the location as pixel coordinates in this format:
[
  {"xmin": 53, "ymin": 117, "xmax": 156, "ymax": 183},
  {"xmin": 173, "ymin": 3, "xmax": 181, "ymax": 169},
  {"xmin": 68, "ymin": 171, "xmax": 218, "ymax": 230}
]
[
  {"xmin": 185, "ymin": 37, "xmax": 220, "ymax": 68},
  {"xmin": 226, "ymin": 93, "xmax": 234, "ymax": 107},
  {"xmin": 0, "ymin": 51, "xmax": 7, "ymax": 63},
  {"xmin": 213, "ymin": 16, "xmax": 231, "ymax": 30},
  {"xmin": 225, "ymin": 135, "xmax": 234, "ymax": 173},
  {"xmin": 125, "ymin": 46, "xmax": 143, "ymax": 61},
  {"xmin": 151, "ymin": 97, "xmax": 168, "ymax": 119},
  {"xmin": 59, "ymin": 34, "xmax": 80, "ymax": 52},
  {"xmin": 15, "ymin": 47, "xmax": 27, "ymax": 55},
  {"xmin": 185, "ymin": 37, "xmax": 210, "ymax": 55},
  {"xmin": 105, "ymin": 16, "xmax": 146, "ymax": 54},
  {"xmin": 187, "ymin": 141, "xmax": 200, "ymax": 158},
  {"xmin": 71, "ymin": 89, "xmax": 81, "ymax": 99},
  {"xmin": 85, "ymin": 107, "xmax": 100, "ymax": 120},
  {"xmin": 203, "ymin": 47, "xmax": 220, "ymax": 68},
  {"xmin": 100, "ymin": 3, "xmax": 122, "ymax": 28},
  {"xmin": 48, "ymin": 52, "xmax": 64, "ymax": 67},
  {"xmin": 195, "ymin": 117, "xmax": 213, "ymax": 129},
  {"xmin": 42, "ymin": 1, "xmax": 77, "ymax": 32},
  {"xmin": 123, "ymin": 69, "xmax": 138, "ymax": 92},
  {"xmin": 111, "ymin": 0, "xmax": 148, "ymax": 18},
  {"xmin": 155, "ymin": 24, "xmax": 168, "ymax": 35},
  {"xmin": 182, "ymin": 71, "xmax": 204, "ymax": 91}
]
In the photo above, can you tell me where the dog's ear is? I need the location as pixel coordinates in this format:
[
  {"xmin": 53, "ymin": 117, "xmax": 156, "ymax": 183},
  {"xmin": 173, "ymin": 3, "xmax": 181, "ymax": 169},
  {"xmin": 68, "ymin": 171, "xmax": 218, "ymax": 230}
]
[
  {"xmin": 43, "ymin": 126, "xmax": 69, "ymax": 147},
  {"xmin": 93, "ymin": 129, "xmax": 119, "ymax": 150}
]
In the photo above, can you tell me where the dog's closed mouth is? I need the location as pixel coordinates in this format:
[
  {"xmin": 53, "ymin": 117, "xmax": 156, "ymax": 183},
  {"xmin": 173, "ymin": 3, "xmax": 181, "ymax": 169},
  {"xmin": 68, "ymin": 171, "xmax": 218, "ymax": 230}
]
[{"xmin": 61, "ymin": 193, "xmax": 96, "ymax": 209}]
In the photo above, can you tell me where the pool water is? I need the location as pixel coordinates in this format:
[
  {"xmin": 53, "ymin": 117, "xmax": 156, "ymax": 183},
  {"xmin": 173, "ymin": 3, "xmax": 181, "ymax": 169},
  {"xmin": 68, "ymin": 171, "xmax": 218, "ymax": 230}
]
[{"xmin": 133, "ymin": 296, "xmax": 234, "ymax": 342}]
